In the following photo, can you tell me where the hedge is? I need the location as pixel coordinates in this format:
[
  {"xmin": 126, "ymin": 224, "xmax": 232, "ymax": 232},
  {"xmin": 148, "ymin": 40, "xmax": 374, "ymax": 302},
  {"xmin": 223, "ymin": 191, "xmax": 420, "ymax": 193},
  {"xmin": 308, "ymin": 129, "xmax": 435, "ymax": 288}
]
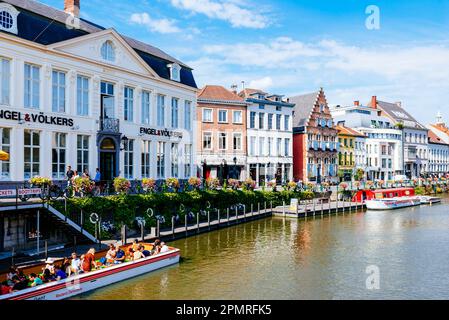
[{"xmin": 50, "ymin": 189, "xmax": 314, "ymax": 237}]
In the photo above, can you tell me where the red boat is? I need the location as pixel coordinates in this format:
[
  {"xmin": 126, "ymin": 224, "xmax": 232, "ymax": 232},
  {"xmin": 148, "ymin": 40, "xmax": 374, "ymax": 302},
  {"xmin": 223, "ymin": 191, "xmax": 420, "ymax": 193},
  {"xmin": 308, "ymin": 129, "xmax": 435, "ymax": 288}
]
[{"xmin": 353, "ymin": 187, "xmax": 415, "ymax": 203}]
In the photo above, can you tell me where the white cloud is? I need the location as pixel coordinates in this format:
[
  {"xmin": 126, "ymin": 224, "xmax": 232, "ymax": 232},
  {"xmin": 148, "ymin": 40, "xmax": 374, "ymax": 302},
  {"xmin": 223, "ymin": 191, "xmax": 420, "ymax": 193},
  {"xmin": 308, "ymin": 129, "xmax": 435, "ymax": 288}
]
[
  {"xmin": 249, "ymin": 77, "xmax": 273, "ymax": 90},
  {"xmin": 130, "ymin": 13, "xmax": 181, "ymax": 34},
  {"xmin": 170, "ymin": 0, "xmax": 270, "ymax": 29}
]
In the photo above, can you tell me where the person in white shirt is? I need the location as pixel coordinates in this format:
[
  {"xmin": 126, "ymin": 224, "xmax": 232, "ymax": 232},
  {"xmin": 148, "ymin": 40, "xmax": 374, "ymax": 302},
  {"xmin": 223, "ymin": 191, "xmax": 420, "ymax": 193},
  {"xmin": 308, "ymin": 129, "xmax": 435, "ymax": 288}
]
[
  {"xmin": 160, "ymin": 242, "xmax": 170, "ymax": 253},
  {"xmin": 70, "ymin": 253, "xmax": 81, "ymax": 276}
]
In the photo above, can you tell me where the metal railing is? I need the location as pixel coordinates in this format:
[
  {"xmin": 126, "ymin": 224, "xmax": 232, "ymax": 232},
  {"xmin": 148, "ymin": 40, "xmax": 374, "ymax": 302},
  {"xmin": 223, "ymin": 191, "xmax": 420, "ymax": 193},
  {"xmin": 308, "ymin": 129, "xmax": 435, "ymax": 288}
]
[{"xmin": 99, "ymin": 118, "xmax": 120, "ymax": 133}]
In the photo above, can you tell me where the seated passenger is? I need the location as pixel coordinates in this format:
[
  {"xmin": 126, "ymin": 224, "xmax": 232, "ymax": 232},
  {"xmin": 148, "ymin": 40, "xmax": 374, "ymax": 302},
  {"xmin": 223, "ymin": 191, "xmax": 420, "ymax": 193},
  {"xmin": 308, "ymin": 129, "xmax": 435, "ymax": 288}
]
[
  {"xmin": 114, "ymin": 244, "xmax": 126, "ymax": 264},
  {"xmin": 106, "ymin": 244, "xmax": 117, "ymax": 263},
  {"xmin": 82, "ymin": 248, "xmax": 97, "ymax": 272},
  {"xmin": 151, "ymin": 239, "xmax": 161, "ymax": 256},
  {"xmin": 29, "ymin": 273, "xmax": 43, "ymax": 287},
  {"xmin": 70, "ymin": 253, "xmax": 81, "ymax": 276},
  {"xmin": 132, "ymin": 239, "xmax": 139, "ymax": 252},
  {"xmin": 62, "ymin": 258, "xmax": 71, "ymax": 275},
  {"xmin": 6, "ymin": 267, "xmax": 17, "ymax": 286},
  {"xmin": 42, "ymin": 269, "xmax": 56, "ymax": 283},
  {"xmin": 11, "ymin": 276, "xmax": 28, "ymax": 292},
  {"xmin": 1, "ymin": 281, "xmax": 11, "ymax": 295},
  {"xmin": 133, "ymin": 245, "xmax": 145, "ymax": 260},
  {"xmin": 141, "ymin": 245, "xmax": 151, "ymax": 258},
  {"xmin": 160, "ymin": 242, "xmax": 170, "ymax": 253},
  {"xmin": 44, "ymin": 258, "xmax": 55, "ymax": 274},
  {"xmin": 54, "ymin": 265, "xmax": 67, "ymax": 281}
]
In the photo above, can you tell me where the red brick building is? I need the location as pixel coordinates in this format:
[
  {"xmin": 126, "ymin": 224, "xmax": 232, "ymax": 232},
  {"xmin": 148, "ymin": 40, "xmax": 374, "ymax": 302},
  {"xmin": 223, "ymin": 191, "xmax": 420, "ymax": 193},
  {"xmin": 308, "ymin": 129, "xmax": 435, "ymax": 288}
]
[{"xmin": 289, "ymin": 89, "xmax": 338, "ymax": 183}]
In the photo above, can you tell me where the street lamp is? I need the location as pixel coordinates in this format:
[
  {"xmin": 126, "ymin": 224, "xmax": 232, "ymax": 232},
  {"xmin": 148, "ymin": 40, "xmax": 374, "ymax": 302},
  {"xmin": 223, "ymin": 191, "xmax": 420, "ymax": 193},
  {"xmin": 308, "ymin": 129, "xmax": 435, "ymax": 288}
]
[{"xmin": 120, "ymin": 135, "xmax": 129, "ymax": 151}]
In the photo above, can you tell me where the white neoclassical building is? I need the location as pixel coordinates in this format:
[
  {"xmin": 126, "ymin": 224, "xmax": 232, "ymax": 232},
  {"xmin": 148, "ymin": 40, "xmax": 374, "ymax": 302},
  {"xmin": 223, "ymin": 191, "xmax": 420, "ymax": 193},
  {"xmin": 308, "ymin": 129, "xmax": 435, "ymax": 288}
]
[{"xmin": 0, "ymin": 0, "xmax": 198, "ymax": 182}]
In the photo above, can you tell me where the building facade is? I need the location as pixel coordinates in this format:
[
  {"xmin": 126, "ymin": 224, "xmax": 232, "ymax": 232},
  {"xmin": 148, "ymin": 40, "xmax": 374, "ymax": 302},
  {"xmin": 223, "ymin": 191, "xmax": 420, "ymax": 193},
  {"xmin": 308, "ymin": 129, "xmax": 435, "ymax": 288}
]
[
  {"xmin": 290, "ymin": 89, "xmax": 338, "ymax": 183},
  {"xmin": 427, "ymin": 114, "xmax": 449, "ymax": 177},
  {"xmin": 196, "ymin": 85, "xmax": 248, "ymax": 181},
  {"xmin": 239, "ymin": 89, "xmax": 294, "ymax": 186},
  {"xmin": 0, "ymin": 0, "xmax": 197, "ymax": 183},
  {"xmin": 370, "ymin": 96, "xmax": 428, "ymax": 179},
  {"xmin": 336, "ymin": 125, "xmax": 365, "ymax": 181},
  {"xmin": 331, "ymin": 101, "xmax": 403, "ymax": 181}
]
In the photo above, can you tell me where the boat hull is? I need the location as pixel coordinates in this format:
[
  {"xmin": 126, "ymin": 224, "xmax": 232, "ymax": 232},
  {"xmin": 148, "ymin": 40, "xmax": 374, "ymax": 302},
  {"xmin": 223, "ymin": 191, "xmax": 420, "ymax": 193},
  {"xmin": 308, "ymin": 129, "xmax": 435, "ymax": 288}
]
[
  {"xmin": 1, "ymin": 250, "xmax": 180, "ymax": 301},
  {"xmin": 366, "ymin": 198, "xmax": 421, "ymax": 210},
  {"xmin": 417, "ymin": 196, "xmax": 442, "ymax": 205}
]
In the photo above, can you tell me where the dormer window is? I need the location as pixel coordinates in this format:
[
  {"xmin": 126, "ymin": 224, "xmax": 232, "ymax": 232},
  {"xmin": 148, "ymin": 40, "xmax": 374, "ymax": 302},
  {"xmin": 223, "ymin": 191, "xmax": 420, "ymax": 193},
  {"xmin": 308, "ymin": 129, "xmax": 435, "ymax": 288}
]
[
  {"xmin": 168, "ymin": 63, "xmax": 181, "ymax": 82},
  {"xmin": 101, "ymin": 41, "xmax": 115, "ymax": 62},
  {"xmin": 0, "ymin": 3, "xmax": 19, "ymax": 34}
]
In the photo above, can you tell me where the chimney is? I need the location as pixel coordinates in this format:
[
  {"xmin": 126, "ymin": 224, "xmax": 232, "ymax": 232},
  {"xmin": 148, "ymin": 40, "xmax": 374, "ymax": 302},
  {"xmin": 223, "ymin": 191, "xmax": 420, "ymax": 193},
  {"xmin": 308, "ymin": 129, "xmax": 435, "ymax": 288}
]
[
  {"xmin": 396, "ymin": 101, "xmax": 402, "ymax": 108},
  {"xmin": 231, "ymin": 84, "xmax": 238, "ymax": 95},
  {"xmin": 354, "ymin": 101, "xmax": 360, "ymax": 106},
  {"xmin": 371, "ymin": 96, "xmax": 377, "ymax": 109},
  {"xmin": 64, "ymin": 0, "xmax": 80, "ymax": 17}
]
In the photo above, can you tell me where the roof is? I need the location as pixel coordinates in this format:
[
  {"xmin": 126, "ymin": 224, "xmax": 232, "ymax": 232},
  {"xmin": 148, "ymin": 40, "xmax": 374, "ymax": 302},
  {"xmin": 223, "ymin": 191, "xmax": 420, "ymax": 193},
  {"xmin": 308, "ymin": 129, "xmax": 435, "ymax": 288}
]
[
  {"xmin": 0, "ymin": 0, "xmax": 197, "ymax": 88},
  {"xmin": 238, "ymin": 88, "xmax": 267, "ymax": 99},
  {"xmin": 198, "ymin": 85, "xmax": 245, "ymax": 103},
  {"xmin": 369, "ymin": 100, "xmax": 424, "ymax": 129},
  {"xmin": 428, "ymin": 129, "xmax": 449, "ymax": 145},
  {"xmin": 336, "ymin": 125, "xmax": 366, "ymax": 138},
  {"xmin": 289, "ymin": 91, "xmax": 320, "ymax": 127}
]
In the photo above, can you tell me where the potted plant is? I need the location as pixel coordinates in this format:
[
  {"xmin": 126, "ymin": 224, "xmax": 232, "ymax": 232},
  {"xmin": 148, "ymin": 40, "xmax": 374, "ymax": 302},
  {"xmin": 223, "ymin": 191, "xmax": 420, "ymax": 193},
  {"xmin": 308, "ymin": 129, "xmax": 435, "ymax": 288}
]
[
  {"xmin": 142, "ymin": 178, "xmax": 157, "ymax": 193},
  {"xmin": 206, "ymin": 177, "xmax": 220, "ymax": 190},
  {"xmin": 30, "ymin": 176, "xmax": 52, "ymax": 188},
  {"xmin": 188, "ymin": 177, "xmax": 202, "ymax": 191},
  {"xmin": 227, "ymin": 179, "xmax": 240, "ymax": 190},
  {"xmin": 166, "ymin": 178, "xmax": 180, "ymax": 192},
  {"xmin": 113, "ymin": 177, "xmax": 131, "ymax": 194},
  {"xmin": 73, "ymin": 177, "xmax": 95, "ymax": 196}
]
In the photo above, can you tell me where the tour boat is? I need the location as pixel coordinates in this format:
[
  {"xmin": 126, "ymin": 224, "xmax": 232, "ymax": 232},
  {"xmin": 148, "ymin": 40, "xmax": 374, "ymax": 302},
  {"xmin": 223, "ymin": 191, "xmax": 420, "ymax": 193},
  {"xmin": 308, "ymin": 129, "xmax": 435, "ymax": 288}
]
[
  {"xmin": 0, "ymin": 243, "xmax": 180, "ymax": 300},
  {"xmin": 416, "ymin": 196, "xmax": 442, "ymax": 205},
  {"xmin": 365, "ymin": 197, "xmax": 421, "ymax": 210},
  {"xmin": 353, "ymin": 187, "xmax": 416, "ymax": 203}
]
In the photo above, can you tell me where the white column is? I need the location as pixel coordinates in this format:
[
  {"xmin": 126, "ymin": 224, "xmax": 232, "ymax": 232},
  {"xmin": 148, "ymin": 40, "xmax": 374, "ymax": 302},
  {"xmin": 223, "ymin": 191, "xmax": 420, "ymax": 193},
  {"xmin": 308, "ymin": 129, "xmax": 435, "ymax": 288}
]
[{"xmin": 42, "ymin": 64, "xmax": 52, "ymax": 113}]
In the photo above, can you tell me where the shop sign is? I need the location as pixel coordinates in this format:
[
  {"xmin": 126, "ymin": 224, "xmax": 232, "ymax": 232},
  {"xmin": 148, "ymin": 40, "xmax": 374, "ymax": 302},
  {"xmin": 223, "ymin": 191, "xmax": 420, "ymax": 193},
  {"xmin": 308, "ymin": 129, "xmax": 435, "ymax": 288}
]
[
  {"xmin": 139, "ymin": 127, "xmax": 183, "ymax": 139},
  {"xmin": 0, "ymin": 188, "xmax": 42, "ymax": 198},
  {"xmin": 0, "ymin": 110, "xmax": 74, "ymax": 127}
]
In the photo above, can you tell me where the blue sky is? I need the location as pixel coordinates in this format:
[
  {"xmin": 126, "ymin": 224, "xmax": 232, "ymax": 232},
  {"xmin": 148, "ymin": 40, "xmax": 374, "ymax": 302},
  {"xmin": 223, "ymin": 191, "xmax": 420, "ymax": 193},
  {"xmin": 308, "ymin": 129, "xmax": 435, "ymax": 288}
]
[{"xmin": 38, "ymin": 0, "xmax": 449, "ymax": 124}]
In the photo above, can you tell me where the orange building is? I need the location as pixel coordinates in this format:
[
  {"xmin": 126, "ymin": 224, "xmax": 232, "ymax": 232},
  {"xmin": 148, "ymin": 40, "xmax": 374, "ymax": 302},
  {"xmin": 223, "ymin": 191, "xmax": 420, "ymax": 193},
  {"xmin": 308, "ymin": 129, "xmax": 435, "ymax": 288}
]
[{"xmin": 196, "ymin": 85, "xmax": 249, "ymax": 180}]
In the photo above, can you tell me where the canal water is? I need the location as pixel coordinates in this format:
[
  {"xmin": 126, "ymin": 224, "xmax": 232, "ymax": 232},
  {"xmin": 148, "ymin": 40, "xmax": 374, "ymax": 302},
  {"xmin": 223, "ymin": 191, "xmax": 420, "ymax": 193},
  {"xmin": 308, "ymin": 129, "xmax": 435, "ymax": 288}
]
[{"xmin": 76, "ymin": 196, "xmax": 449, "ymax": 300}]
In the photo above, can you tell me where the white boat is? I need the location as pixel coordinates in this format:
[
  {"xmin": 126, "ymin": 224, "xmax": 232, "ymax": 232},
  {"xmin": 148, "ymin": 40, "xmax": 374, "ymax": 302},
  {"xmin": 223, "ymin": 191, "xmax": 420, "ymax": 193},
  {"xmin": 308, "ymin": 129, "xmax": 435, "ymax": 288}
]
[
  {"xmin": 365, "ymin": 197, "xmax": 421, "ymax": 210},
  {"xmin": 0, "ymin": 245, "xmax": 180, "ymax": 300},
  {"xmin": 416, "ymin": 196, "xmax": 442, "ymax": 205}
]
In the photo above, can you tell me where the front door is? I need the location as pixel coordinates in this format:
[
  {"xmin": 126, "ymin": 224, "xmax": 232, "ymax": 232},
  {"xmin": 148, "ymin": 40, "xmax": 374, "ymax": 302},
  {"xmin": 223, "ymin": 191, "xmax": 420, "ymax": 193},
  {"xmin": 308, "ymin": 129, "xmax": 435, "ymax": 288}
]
[{"xmin": 100, "ymin": 152, "xmax": 116, "ymax": 181}]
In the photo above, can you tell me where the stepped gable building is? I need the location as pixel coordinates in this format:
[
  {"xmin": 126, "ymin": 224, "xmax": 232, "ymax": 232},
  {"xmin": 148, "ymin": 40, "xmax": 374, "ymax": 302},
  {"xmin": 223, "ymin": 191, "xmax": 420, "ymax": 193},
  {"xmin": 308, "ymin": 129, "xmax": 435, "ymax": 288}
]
[
  {"xmin": 196, "ymin": 85, "xmax": 248, "ymax": 181},
  {"xmin": 369, "ymin": 96, "xmax": 428, "ymax": 178},
  {"xmin": 427, "ymin": 113, "xmax": 449, "ymax": 177},
  {"xmin": 0, "ymin": 0, "xmax": 198, "ymax": 182},
  {"xmin": 239, "ymin": 88, "xmax": 294, "ymax": 186},
  {"xmin": 289, "ymin": 88, "xmax": 338, "ymax": 183}
]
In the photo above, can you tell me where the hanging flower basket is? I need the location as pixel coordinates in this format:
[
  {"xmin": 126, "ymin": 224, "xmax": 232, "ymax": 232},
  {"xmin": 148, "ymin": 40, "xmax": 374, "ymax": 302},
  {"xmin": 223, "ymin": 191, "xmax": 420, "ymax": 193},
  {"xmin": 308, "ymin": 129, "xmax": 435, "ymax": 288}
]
[
  {"xmin": 227, "ymin": 179, "xmax": 240, "ymax": 190},
  {"xmin": 166, "ymin": 178, "xmax": 180, "ymax": 192},
  {"xmin": 188, "ymin": 177, "xmax": 202, "ymax": 190},
  {"xmin": 113, "ymin": 177, "xmax": 131, "ymax": 194},
  {"xmin": 30, "ymin": 176, "xmax": 52, "ymax": 188},
  {"xmin": 142, "ymin": 178, "xmax": 157, "ymax": 193}
]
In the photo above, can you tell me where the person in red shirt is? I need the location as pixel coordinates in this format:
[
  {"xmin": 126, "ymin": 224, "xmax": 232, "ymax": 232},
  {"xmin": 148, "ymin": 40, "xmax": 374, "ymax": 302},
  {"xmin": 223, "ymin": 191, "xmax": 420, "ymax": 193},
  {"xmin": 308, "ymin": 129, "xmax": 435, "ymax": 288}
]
[
  {"xmin": 1, "ymin": 281, "xmax": 12, "ymax": 295},
  {"xmin": 82, "ymin": 248, "xmax": 97, "ymax": 272}
]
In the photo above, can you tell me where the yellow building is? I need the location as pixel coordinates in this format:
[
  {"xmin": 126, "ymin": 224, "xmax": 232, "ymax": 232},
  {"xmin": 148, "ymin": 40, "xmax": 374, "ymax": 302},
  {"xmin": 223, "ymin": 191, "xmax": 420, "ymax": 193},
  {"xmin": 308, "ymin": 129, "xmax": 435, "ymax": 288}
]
[{"xmin": 337, "ymin": 125, "xmax": 364, "ymax": 181}]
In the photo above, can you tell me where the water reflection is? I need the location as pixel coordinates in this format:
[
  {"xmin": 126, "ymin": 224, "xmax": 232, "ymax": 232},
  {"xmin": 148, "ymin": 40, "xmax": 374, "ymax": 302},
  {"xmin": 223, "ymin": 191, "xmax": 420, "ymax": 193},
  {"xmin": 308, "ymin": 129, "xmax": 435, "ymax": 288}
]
[{"xmin": 76, "ymin": 196, "xmax": 449, "ymax": 300}]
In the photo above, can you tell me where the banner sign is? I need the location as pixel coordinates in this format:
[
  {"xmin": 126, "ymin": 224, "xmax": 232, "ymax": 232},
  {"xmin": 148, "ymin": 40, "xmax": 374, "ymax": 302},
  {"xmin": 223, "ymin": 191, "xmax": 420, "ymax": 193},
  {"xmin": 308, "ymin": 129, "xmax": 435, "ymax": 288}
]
[
  {"xmin": 0, "ymin": 188, "xmax": 42, "ymax": 198},
  {"xmin": 0, "ymin": 110, "xmax": 74, "ymax": 127}
]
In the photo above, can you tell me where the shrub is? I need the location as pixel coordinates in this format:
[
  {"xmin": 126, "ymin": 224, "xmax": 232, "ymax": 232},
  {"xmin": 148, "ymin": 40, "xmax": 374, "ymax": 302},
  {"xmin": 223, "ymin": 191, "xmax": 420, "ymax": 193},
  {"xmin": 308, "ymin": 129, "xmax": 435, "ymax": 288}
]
[
  {"xmin": 73, "ymin": 177, "xmax": 94, "ymax": 195},
  {"xmin": 113, "ymin": 177, "xmax": 131, "ymax": 194}
]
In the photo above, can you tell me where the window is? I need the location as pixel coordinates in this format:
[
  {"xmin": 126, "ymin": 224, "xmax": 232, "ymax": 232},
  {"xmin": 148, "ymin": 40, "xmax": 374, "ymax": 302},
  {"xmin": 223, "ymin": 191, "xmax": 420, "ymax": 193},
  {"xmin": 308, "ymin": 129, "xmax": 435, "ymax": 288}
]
[
  {"xmin": 168, "ymin": 63, "xmax": 181, "ymax": 82},
  {"xmin": 259, "ymin": 113, "xmax": 265, "ymax": 129},
  {"xmin": 233, "ymin": 133, "xmax": 242, "ymax": 151},
  {"xmin": 52, "ymin": 71, "xmax": 66, "ymax": 113},
  {"xmin": 259, "ymin": 137, "xmax": 265, "ymax": 156},
  {"xmin": 171, "ymin": 143, "xmax": 179, "ymax": 177},
  {"xmin": 124, "ymin": 139, "xmax": 134, "ymax": 179},
  {"xmin": 284, "ymin": 138, "xmax": 290, "ymax": 156},
  {"xmin": 277, "ymin": 138, "xmax": 282, "ymax": 156},
  {"xmin": 100, "ymin": 81, "xmax": 115, "ymax": 119},
  {"xmin": 218, "ymin": 110, "xmax": 228, "ymax": 123},
  {"xmin": 233, "ymin": 110, "xmax": 242, "ymax": 124},
  {"xmin": 0, "ymin": 128, "xmax": 10, "ymax": 179},
  {"xmin": 184, "ymin": 101, "xmax": 192, "ymax": 130},
  {"xmin": 124, "ymin": 87, "xmax": 134, "ymax": 122},
  {"xmin": 157, "ymin": 142, "xmax": 165, "ymax": 178},
  {"xmin": 24, "ymin": 64, "xmax": 40, "ymax": 109},
  {"xmin": 0, "ymin": 4, "xmax": 18, "ymax": 34},
  {"xmin": 203, "ymin": 132, "xmax": 212, "ymax": 150},
  {"xmin": 76, "ymin": 76, "xmax": 89, "ymax": 116},
  {"xmin": 268, "ymin": 137, "xmax": 273, "ymax": 156},
  {"xmin": 0, "ymin": 57, "xmax": 10, "ymax": 105},
  {"xmin": 157, "ymin": 94, "xmax": 165, "ymax": 126},
  {"xmin": 141, "ymin": 91, "xmax": 151, "ymax": 124},
  {"xmin": 141, "ymin": 140, "xmax": 151, "ymax": 178},
  {"xmin": 171, "ymin": 98, "xmax": 179, "ymax": 127},
  {"xmin": 77, "ymin": 135, "xmax": 89, "ymax": 174},
  {"xmin": 250, "ymin": 112, "xmax": 256, "ymax": 129},
  {"xmin": 52, "ymin": 133, "xmax": 66, "ymax": 179},
  {"xmin": 101, "ymin": 41, "xmax": 115, "ymax": 62},
  {"xmin": 276, "ymin": 114, "xmax": 281, "ymax": 130},
  {"xmin": 268, "ymin": 114, "xmax": 273, "ymax": 130},
  {"xmin": 284, "ymin": 115, "xmax": 290, "ymax": 131},
  {"xmin": 203, "ymin": 109, "xmax": 212, "ymax": 122},
  {"xmin": 184, "ymin": 144, "xmax": 192, "ymax": 178},
  {"xmin": 250, "ymin": 137, "xmax": 256, "ymax": 156},
  {"xmin": 218, "ymin": 133, "xmax": 227, "ymax": 150},
  {"xmin": 24, "ymin": 131, "xmax": 40, "ymax": 179}
]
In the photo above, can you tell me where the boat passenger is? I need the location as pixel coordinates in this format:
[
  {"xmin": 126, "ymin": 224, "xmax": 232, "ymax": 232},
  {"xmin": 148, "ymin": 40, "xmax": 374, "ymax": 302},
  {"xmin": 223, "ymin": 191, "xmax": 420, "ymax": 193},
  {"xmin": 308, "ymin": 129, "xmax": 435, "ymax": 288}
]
[
  {"xmin": 82, "ymin": 248, "xmax": 97, "ymax": 272},
  {"xmin": 55, "ymin": 265, "xmax": 67, "ymax": 281},
  {"xmin": 61, "ymin": 257, "xmax": 71, "ymax": 275},
  {"xmin": 106, "ymin": 243, "xmax": 117, "ymax": 262},
  {"xmin": 11, "ymin": 276, "xmax": 28, "ymax": 292},
  {"xmin": 44, "ymin": 258, "xmax": 55, "ymax": 274},
  {"xmin": 6, "ymin": 267, "xmax": 17, "ymax": 286},
  {"xmin": 133, "ymin": 245, "xmax": 145, "ymax": 260},
  {"xmin": 141, "ymin": 245, "xmax": 151, "ymax": 258},
  {"xmin": 151, "ymin": 239, "xmax": 161, "ymax": 256},
  {"xmin": 70, "ymin": 253, "xmax": 81, "ymax": 276},
  {"xmin": 114, "ymin": 244, "xmax": 126, "ymax": 264},
  {"xmin": 160, "ymin": 242, "xmax": 170, "ymax": 254},
  {"xmin": 1, "ymin": 281, "xmax": 11, "ymax": 295},
  {"xmin": 42, "ymin": 269, "xmax": 56, "ymax": 283},
  {"xmin": 29, "ymin": 273, "xmax": 43, "ymax": 287},
  {"xmin": 79, "ymin": 254, "xmax": 85, "ymax": 273}
]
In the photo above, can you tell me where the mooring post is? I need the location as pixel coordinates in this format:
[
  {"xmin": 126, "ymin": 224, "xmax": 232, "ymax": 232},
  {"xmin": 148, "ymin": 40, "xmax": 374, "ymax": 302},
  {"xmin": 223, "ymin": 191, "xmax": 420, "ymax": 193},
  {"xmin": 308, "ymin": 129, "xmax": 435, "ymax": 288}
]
[
  {"xmin": 141, "ymin": 222, "xmax": 145, "ymax": 242},
  {"xmin": 251, "ymin": 204, "xmax": 254, "ymax": 216},
  {"xmin": 313, "ymin": 199, "xmax": 316, "ymax": 215},
  {"xmin": 258, "ymin": 203, "xmax": 260, "ymax": 215},
  {"xmin": 227, "ymin": 208, "xmax": 230, "ymax": 225},
  {"xmin": 44, "ymin": 240, "xmax": 48, "ymax": 260},
  {"xmin": 218, "ymin": 209, "xmax": 221, "ymax": 228},
  {"xmin": 172, "ymin": 216, "xmax": 175, "ymax": 239},
  {"xmin": 156, "ymin": 220, "xmax": 160, "ymax": 238},
  {"xmin": 197, "ymin": 213, "xmax": 200, "ymax": 233},
  {"xmin": 321, "ymin": 199, "xmax": 324, "ymax": 215},
  {"xmin": 235, "ymin": 207, "xmax": 238, "ymax": 221},
  {"xmin": 185, "ymin": 215, "xmax": 188, "ymax": 237},
  {"xmin": 283, "ymin": 201, "xmax": 286, "ymax": 217},
  {"xmin": 208, "ymin": 211, "xmax": 210, "ymax": 230}
]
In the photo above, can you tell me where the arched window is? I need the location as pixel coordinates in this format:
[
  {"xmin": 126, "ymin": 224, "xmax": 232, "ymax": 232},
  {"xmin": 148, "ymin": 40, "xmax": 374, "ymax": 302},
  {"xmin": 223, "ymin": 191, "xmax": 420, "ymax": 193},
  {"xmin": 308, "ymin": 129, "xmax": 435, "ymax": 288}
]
[
  {"xmin": 167, "ymin": 63, "xmax": 181, "ymax": 82},
  {"xmin": 101, "ymin": 41, "xmax": 115, "ymax": 62},
  {"xmin": 100, "ymin": 138, "xmax": 116, "ymax": 151},
  {"xmin": 0, "ymin": 3, "xmax": 19, "ymax": 34}
]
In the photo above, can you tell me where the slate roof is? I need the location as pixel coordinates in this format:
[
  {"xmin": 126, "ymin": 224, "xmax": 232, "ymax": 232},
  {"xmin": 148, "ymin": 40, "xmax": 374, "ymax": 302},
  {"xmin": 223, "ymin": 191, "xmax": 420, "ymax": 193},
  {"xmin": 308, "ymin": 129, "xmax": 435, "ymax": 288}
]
[
  {"xmin": 369, "ymin": 100, "xmax": 424, "ymax": 129},
  {"xmin": 289, "ymin": 91, "xmax": 320, "ymax": 128},
  {"xmin": 198, "ymin": 85, "xmax": 245, "ymax": 104},
  {"xmin": 0, "ymin": 0, "xmax": 197, "ymax": 88}
]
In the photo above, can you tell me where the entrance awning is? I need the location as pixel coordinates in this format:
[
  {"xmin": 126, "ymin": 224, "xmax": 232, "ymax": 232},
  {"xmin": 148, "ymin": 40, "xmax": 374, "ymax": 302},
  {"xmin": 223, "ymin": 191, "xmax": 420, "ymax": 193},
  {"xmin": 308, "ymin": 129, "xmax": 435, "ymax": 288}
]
[{"xmin": 0, "ymin": 150, "xmax": 9, "ymax": 161}]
